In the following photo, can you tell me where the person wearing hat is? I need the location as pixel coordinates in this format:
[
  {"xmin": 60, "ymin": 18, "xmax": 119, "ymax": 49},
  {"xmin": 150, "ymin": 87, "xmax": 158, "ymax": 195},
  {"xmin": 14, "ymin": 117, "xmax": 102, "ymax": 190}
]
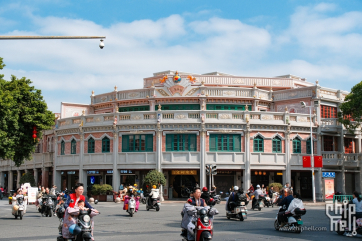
[
  {"xmin": 252, "ymin": 185, "xmax": 263, "ymax": 209},
  {"xmin": 147, "ymin": 185, "xmax": 160, "ymax": 207}
]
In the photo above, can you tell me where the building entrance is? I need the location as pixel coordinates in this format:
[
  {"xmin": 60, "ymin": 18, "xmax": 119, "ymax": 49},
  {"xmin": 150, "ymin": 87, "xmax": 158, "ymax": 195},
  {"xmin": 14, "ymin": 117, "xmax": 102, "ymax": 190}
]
[{"xmin": 170, "ymin": 170, "xmax": 199, "ymax": 198}]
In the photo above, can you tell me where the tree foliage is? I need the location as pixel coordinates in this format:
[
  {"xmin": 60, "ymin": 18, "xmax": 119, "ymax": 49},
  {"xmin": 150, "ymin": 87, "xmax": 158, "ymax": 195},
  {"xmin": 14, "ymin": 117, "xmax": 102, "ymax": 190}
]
[
  {"xmin": 91, "ymin": 184, "xmax": 113, "ymax": 195},
  {"xmin": 0, "ymin": 58, "xmax": 55, "ymax": 166},
  {"xmin": 19, "ymin": 172, "xmax": 36, "ymax": 186},
  {"xmin": 143, "ymin": 170, "xmax": 166, "ymax": 188},
  {"xmin": 268, "ymin": 183, "xmax": 283, "ymax": 193},
  {"xmin": 338, "ymin": 81, "xmax": 362, "ymax": 132}
]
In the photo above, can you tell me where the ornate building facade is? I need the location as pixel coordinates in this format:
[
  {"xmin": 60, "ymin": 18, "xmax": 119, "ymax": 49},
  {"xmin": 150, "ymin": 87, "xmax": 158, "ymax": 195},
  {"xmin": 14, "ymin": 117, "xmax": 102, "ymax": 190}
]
[{"xmin": 1, "ymin": 70, "xmax": 361, "ymax": 200}]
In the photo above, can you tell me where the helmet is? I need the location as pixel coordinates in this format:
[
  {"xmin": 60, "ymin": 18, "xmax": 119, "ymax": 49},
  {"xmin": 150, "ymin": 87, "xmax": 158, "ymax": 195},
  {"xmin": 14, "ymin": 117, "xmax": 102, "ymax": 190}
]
[
  {"xmin": 69, "ymin": 224, "xmax": 81, "ymax": 235},
  {"xmin": 152, "ymin": 185, "xmax": 156, "ymax": 189},
  {"xmin": 134, "ymin": 184, "xmax": 138, "ymax": 187},
  {"xmin": 187, "ymin": 198, "xmax": 192, "ymax": 204},
  {"xmin": 202, "ymin": 187, "xmax": 208, "ymax": 192},
  {"xmin": 256, "ymin": 185, "xmax": 260, "ymax": 188},
  {"xmin": 200, "ymin": 209, "xmax": 207, "ymax": 215},
  {"xmin": 234, "ymin": 186, "xmax": 239, "ymax": 191}
]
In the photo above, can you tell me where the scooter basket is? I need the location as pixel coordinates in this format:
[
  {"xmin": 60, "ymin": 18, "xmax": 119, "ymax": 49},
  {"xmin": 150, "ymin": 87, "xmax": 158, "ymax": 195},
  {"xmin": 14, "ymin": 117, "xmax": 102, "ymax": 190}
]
[{"xmin": 294, "ymin": 208, "xmax": 306, "ymax": 215}]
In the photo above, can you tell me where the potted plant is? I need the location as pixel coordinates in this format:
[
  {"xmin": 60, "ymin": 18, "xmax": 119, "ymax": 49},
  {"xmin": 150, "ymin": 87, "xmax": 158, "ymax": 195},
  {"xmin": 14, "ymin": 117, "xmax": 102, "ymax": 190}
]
[
  {"xmin": 268, "ymin": 182, "xmax": 283, "ymax": 193},
  {"xmin": 8, "ymin": 196, "xmax": 12, "ymax": 205},
  {"xmin": 91, "ymin": 184, "xmax": 113, "ymax": 202}
]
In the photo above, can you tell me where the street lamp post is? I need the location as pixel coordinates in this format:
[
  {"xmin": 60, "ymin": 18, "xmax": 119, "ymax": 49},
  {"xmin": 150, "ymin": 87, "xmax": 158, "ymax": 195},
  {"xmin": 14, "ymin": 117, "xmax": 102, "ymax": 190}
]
[
  {"xmin": 301, "ymin": 101, "xmax": 316, "ymax": 203},
  {"xmin": 0, "ymin": 36, "xmax": 106, "ymax": 49}
]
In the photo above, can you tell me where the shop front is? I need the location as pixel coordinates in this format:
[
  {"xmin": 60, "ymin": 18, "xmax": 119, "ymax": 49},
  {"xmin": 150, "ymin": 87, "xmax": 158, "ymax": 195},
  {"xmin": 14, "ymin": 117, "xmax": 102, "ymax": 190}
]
[
  {"xmin": 169, "ymin": 170, "xmax": 199, "ymax": 198},
  {"xmin": 61, "ymin": 170, "xmax": 79, "ymax": 191},
  {"xmin": 212, "ymin": 170, "xmax": 240, "ymax": 197},
  {"xmin": 291, "ymin": 170, "xmax": 312, "ymax": 199},
  {"xmin": 251, "ymin": 170, "xmax": 283, "ymax": 189}
]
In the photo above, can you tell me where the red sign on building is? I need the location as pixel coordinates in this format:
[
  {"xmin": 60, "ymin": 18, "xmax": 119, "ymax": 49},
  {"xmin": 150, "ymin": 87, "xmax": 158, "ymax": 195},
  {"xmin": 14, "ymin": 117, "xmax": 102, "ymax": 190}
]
[
  {"xmin": 303, "ymin": 156, "xmax": 311, "ymax": 168},
  {"xmin": 314, "ymin": 156, "xmax": 323, "ymax": 168}
]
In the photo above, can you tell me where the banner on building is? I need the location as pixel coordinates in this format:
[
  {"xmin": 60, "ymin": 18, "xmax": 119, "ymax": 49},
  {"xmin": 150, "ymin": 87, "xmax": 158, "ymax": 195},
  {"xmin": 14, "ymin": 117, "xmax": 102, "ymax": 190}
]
[
  {"xmin": 303, "ymin": 156, "xmax": 311, "ymax": 168},
  {"xmin": 171, "ymin": 170, "xmax": 197, "ymax": 175},
  {"xmin": 314, "ymin": 156, "xmax": 323, "ymax": 168},
  {"xmin": 324, "ymin": 179, "xmax": 335, "ymax": 199}
]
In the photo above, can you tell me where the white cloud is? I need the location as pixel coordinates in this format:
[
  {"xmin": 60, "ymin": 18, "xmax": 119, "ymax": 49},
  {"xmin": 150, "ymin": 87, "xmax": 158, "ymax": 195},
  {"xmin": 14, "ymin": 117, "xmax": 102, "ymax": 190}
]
[{"xmin": 0, "ymin": 2, "xmax": 361, "ymax": 112}]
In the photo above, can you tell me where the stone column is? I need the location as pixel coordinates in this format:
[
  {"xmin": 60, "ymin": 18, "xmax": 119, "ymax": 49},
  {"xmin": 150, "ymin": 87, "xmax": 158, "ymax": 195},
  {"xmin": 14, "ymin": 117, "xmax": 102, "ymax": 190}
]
[
  {"xmin": 42, "ymin": 167, "xmax": 49, "ymax": 188},
  {"xmin": 112, "ymin": 131, "xmax": 120, "ymax": 192},
  {"xmin": 316, "ymin": 134, "xmax": 323, "ymax": 201},
  {"xmin": 16, "ymin": 170, "xmax": 21, "ymax": 188},
  {"xmin": 156, "ymin": 123, "xmax": 162, "ymax": 172},
  {"xmin": 336, "ymin": 169, "xmax": 345, "ymax": 194},
  {"xmin": 78, "ymin": 132, "xmax": 87, "ymax": 192},
  {"xmin": 200, "ymin": 129, "xmax": 206, "ymax": 188},
  {"xmin": 244, "ymin": 123, "xmax": 251, "ymax": 191},
  {"xmin": 357, "ymin": 133, "xmax": 361, "ymax": 153},
  {"xmin": 285, "ymin": 124, "xmax": 291, "ymax": 185},
  {"xmin": 8, "ymin": 171, "xmax": 13, "ymax": 192}
]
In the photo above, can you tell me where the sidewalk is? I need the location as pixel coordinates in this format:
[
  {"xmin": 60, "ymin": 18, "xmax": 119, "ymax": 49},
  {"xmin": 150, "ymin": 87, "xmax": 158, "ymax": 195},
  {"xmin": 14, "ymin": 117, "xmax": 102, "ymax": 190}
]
[{"xmin": 162, "ymin": 199, "xmax": 327, "ymax": 206}]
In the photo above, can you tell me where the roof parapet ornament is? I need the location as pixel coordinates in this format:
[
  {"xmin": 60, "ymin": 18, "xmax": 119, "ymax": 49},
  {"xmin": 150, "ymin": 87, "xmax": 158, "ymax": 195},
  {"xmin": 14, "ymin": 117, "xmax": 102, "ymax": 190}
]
[
  {"xmin": 82, "ymin": 110, "xmax": 85, "ymax": 116},
  {"xmin": 114, "ymin": 86, "xmax": 117, "ymax": 91},
  {"xmin": 285, "ymin": 106, "xmax": 288, "ymax": 113},
  {"xmin": 315, "ymin": 79, "xmax": 319, "ymax": 86},
  {"xmin": 158, "ymin": 104, "xmax": 162, "ymax": 111},
  {"xmin": 201, "ymin": 80, "xmax": 205, "ymax": 86},
  {"xmin": 91, "ymin": 90, "xmax": 94, "ymax": 96},
  {"xmin": 253, "ymin": 82, "xmax": 257, "ymax": 88}
]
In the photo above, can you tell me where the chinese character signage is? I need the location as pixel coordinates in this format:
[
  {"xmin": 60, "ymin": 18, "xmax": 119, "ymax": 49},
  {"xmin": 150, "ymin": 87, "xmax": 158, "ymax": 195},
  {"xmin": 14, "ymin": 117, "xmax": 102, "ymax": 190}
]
[
  {"xmin": 303, "ymin": 156, "xmax": 311, "ymax": 168},
  {"xmin": 120, "ymin": 170, "xmax": 133, "ymax": 174},
  {"xmin": 324, "ymin": 179, "xmax": 335, "ymax": 199},
  {"xmin": 323, "ymin": 172, "xmax": 335, "ymax": 178},
  {"xmin": 171, "ymin": 170, "xmax": 197, "ymax": 175}
]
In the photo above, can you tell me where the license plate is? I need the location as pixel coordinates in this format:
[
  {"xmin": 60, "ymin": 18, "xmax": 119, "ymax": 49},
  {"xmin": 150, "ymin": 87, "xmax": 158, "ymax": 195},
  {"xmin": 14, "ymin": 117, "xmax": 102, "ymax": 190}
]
[
  {"xmin": 235, "ymin": 208, "xmax": 240, "ymax": 213},
  {"xmin": 157, "ymin": 203, "xmax": 161, "ymax": 206},
  {"xmin": 242, "ymin": 213, "xmax": 246, "ymax": 216},
  {"xmin": 297, "ymin": 220, "xmax": 303, "ymax": 225}
]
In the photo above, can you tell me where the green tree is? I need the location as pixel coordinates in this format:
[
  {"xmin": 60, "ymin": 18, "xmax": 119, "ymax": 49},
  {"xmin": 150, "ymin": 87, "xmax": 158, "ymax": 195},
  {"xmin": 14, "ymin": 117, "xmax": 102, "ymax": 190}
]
[
  {"xmin": 19, "ymin": 172, "xmax": 36, "ymax": 186},
  {"xmin": 338, "ymin": 81, "xmax": 362, "ymax": 132},
  {"xmin": 0, "ymin": 58, "xmax": 55, "ymax": 166},
  {"xmin": 143, "ymin": 170, "xmax": 166, "ymax": 188}
]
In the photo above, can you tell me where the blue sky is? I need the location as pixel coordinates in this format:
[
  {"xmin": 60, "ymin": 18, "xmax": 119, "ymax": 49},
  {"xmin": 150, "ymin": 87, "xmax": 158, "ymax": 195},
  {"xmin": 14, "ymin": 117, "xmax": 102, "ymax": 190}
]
[{"xmin": 1, "ymin": 0, "xmax": 362, "ymax": 112}]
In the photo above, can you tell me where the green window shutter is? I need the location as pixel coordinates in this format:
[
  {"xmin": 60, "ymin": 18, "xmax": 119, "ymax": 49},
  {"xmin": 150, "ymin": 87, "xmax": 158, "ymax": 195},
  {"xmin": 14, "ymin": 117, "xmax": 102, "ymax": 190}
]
[
  {"xmin": 122, "ymin": 135, "xmax": 129, "ymax": 152},
  {"xmin": 146, "ymin": 134, "xmax": 153, "ymax": 152},
  {"xmin": 166, "ymin": 134, "xmax": 173, "ymax": 151},
  {"xmin": 61, "ymin": 141, "xmax": 65, "ymax": 155},
  {"xmin": 102, "ymin": 137, "xmax": 110, "ymax": 153},
  {"xmin": 306, "ymin": 139, "xmax": 311, "ymax": 154},
  {"xmin": 209, "ymin": 135, "xmax": 216, "ymax": 151},
  {"xmin": 88, "ymin": 138, "xmax": 95, "ymax": 153},
  {"xmin": 254, "ymin": 136, "xmax": 264, "ymax": 152},
  {"xmin": 71, "ymin": 139, "xmax": 76, "ymax": 154},
  {"xmin": 293, "ymin": 139, "xmax": 301, "ymax": 153},
  {"xmin": 234, "ymin": 135, "xmax": 241, "ymax": 152},
  {"xmin": 272, "ymin": 137, "xmax": 281, "ymax": 153},
  {"xmin": 189, "ymin": 134, "xmax": 196, "ymax": 151}
]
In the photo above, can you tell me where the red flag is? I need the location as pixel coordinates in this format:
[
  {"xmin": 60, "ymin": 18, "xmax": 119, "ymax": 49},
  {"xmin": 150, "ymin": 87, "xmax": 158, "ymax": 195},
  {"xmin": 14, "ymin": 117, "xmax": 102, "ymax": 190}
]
[
  {"xmin": 314, "ymin": 156, "xmax": 323, "ymax": 168},
  {"xmin": 303, "ymin": 156, "xmax": 311, "ymax": 168}
]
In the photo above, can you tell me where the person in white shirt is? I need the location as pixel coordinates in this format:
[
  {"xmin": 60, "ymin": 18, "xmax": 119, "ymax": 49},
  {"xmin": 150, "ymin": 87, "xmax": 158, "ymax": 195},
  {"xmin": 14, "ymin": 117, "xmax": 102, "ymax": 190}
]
[{"xmin": 286, "ymin": 193, "xmax": 304, "ymax": 215}]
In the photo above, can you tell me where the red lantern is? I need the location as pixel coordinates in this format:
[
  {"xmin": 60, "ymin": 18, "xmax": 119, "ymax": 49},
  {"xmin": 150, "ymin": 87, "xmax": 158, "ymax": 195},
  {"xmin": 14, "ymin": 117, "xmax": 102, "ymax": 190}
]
[{"xmin": 32, "ymin": 126, "xmax": 37, "ymax": 142}]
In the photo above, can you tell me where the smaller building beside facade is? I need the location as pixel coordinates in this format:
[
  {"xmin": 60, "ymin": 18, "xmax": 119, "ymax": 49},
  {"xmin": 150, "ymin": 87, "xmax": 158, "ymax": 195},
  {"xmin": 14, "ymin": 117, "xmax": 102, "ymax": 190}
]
[{"xmin": 0, "ymin": 70, "xmax": 361, "ymax": 200}]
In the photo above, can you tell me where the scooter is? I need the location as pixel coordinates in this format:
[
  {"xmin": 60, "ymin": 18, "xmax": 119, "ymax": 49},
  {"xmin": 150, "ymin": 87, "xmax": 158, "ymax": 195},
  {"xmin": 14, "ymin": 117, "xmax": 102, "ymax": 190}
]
[
  {"xmin": 252, "ymin": 195, "xmax": 265, "ymax": 211},
  {"xmin": 138, "ymin": 190, "xmax": 146, "ymax": 205},
  {"xmin": 12, "ymin": 196, "xmax": 25, "ymax": 220},
  {"xmin": 146, "ymin": 195, "xmax": 161, "ymax": 211},
  {"xmin": 42, "ymin": 195, "xmax": 55, "ymax": 217},
  {"xmin": 126, "ymin": 194, "xmax": 139, "ymax": 217},
  {"xmin": 274, "ymin": 207, "xmax": 306, "ymax": 233},
  {"xmin": 226, "ymin": 198, "xmax": 248, "ymax": 221},
  {"xmin": 181, "ymin": 198, "xmax": 218, "ymax": 241},
  {"xmin": 211, "ymin": 192, "xmax": 222, "ymax": 205},
  {"xmin": 57, "ymin": 208, "xmax": 100, "ymax": 241},
  {"xmin": 264, "ymin": 196, "xmax": 274, "ymax": 208}
]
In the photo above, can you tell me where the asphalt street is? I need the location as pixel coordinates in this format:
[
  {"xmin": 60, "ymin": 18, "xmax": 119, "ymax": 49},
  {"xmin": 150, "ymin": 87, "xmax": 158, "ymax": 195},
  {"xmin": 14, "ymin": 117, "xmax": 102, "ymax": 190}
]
[{"xmin": 0, "ymin": 199, "xmax": 351, "ymax": 241}]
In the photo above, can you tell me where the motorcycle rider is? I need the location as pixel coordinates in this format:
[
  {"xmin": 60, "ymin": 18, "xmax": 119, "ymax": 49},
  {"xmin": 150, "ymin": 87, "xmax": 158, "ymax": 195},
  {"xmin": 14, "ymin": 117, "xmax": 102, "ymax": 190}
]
[
  {"xmin": 63, "ymin": 183, "xmax": 99, "ymax": 240},
  {"xmin": 252, "ymin": 185, "xmax": 263, "ymax": 209},
  {"xmin": 277, "ymin": 188, "xmax": 294, "ymax": 225},
  {"xmin": 147, "ymin": 185, "xmax": 160, "ymax": 207},
  {"xmin": 201, "ymin": 187, "xmax": 212, "ymax": 205}
]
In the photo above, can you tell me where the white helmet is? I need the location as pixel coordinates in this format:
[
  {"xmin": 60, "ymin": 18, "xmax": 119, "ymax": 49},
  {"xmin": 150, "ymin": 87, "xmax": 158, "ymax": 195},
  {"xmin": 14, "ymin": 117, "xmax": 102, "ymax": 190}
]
[
  {"xmin": 234, "ymin": 186, "xmax": 239, "ymax": 191},
  {"xmin": 256, "ymin": 185, "xmax": 260, "ymax": 188}
]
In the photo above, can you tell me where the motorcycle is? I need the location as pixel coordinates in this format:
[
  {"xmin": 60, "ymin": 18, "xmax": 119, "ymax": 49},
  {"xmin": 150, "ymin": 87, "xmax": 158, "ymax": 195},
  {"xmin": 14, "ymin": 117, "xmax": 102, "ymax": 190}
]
[
  {"xmin": 211, "ymin": 192, "xmax": 222, "ymax": 205},
  {"xmin": 146, "ymin": 195, "xmax": 161, "ymax": 211},
  {"xmin": 57, "ymin": 209, "xmax": 100, "ymax": 241},
  {"xmin": 226, "ymin": 198, "xmax": 248, "ymax": 221},
  {"xmin": 252, "ymin": 195, "xmax": 265, "ymax": 211},
  {"xmin": 181, "ymin": 186, "xmax": 192, "ymax": 198},
  {"xmin": 42, "ymin": 195, "xmax": 55, "ymax": 217},
  {"xmin": 138, "ymin": 189, "xmax": 147, "ymax": 205},
  {"xmin": 126, "ymin": 194, "xmax": 139, "ymax": 217},
  {"xmin": 181, "ymin": 199, "xmax": 218, "ymax": 241},
  {"xmin": 12, "ymin": 196, "xmax": 25, "ymax": 220},
  {"xmin": 274, "ymin": 207, "xmax": 306, "ymax": 233}
]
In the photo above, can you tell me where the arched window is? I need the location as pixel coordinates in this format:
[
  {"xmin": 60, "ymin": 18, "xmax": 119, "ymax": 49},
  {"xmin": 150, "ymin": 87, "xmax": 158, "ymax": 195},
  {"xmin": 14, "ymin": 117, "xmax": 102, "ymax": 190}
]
[
  {"xmin": 88, "ymin": 138, "xmax": 95, "ymax": 153},
  {"xmin": 253, "ymin": 135, "xmax": 264, "ymax": 152},
  {"xmin": 293, "ymin": 138, "xmax": 301, "ymax": 153},
  {"xmin": 61, "ymin": 140, "xmax": 65, "ymax": 155},
  {"xmin": 71, "ymin": 139, "xmax": 77, "ymax": 154},
  {"xmin": 102, "ymin": 137, "xmax": 110, "ymax": 153},
  {"xmin": 306, "ymin": 138, "xmax": 312, "ymax": 154},
  {"xmin": 272, "ymin": 136, "xmax": 282, "ymax": 153}
]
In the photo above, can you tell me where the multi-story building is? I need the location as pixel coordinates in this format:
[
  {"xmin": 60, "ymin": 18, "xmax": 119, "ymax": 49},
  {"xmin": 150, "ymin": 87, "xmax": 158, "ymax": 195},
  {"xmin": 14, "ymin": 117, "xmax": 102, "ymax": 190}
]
[{"xmin": 0, "ymin": 70, "xmax": 361, "ymax": 200}]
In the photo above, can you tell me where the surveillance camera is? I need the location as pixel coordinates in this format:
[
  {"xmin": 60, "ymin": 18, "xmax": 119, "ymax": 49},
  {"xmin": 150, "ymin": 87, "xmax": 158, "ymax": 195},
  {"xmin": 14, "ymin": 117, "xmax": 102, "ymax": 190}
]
[
  {"xmin": 300, "ymin": 101, "xmax": 306, "ymax": 107},
  {"xmin": 99, "ymin": 39, "xmax": 104, "ymax": 49}
]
